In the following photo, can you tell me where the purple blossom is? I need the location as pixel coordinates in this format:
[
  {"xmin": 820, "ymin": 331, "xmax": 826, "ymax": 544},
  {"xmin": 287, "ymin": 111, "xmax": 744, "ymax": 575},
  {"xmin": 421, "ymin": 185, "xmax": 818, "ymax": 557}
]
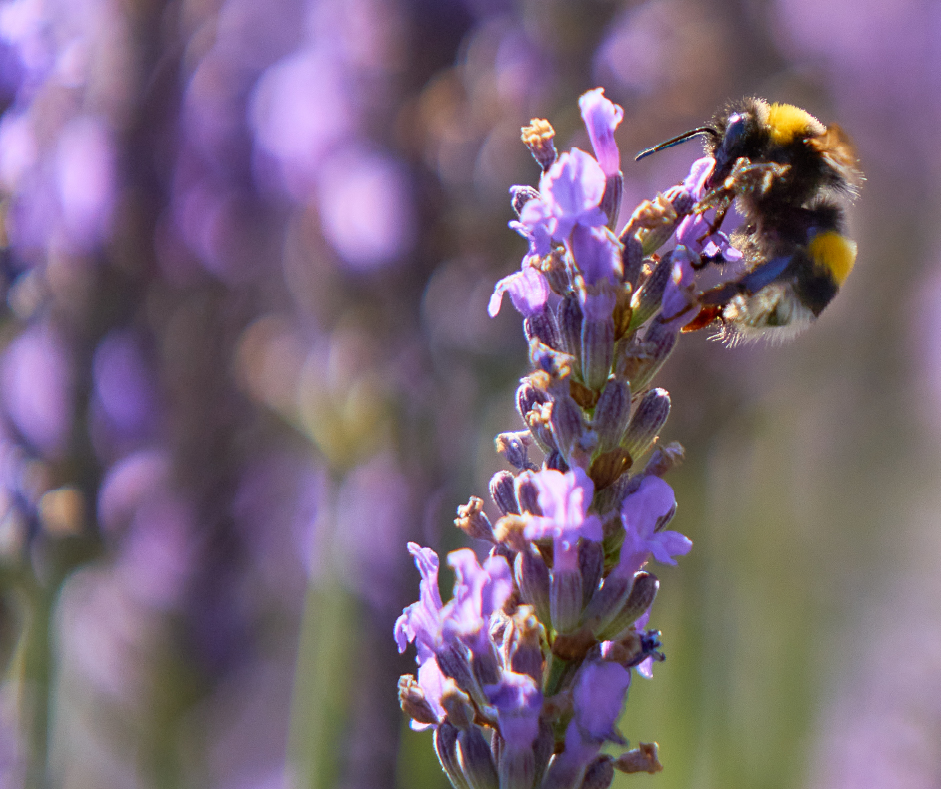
[
  {"xmin": 396, "ymin": 544, "xmax": 515, "ymax": 721},
  {"xmin": 661, "ymin": 245, "xmax": 698, "ymax": 323},
  {"xmin": 441, "ymin": 549, "xmax": 514, "ymax": 657},
  {"xmin": 485, "ymin": 670, "xmax": 542, "ymax": 750},
  {"xmin": 524, "ymin": 467, "xmax": 602, "ymax": 571},
  {"xmin": 578, "ymin": 88, "xmax": 623, "ymax": 177},
  {"xmin": 394, "ymin": 542, "xmax": 445, "ymax": 665},
  {"xmin": 617, "ymin": 476, "xmax": 691, "ymax": 577},
  {"xmin": 549, "ymin": 659, "xmax": 631, "ymax": 780},
  {"xmin": 572, "ymin": 660, "xmax": 631, "ymax": 740},
  {"xmin": 510, "ymin": 204, "xmax": 552, "ymax": 258},
  {"xmin": 413, "ymin": 655, "xmax": 448, "ymax": 731},
  {"xmin": 519, "ymin": 148, "xmax": 606, "ymax": 247},
  {"xmin": 489, "ymin": 263, "xmax": 551, "ymax": 317},
  {"xmin": 632, "ymin": 611, "xmax": 656, "ymax": 679},
  {"xmin": 674, "ymin": 156, "xmax": 742, "ymax": 262},
  {"xmin": 683, "ymin": 156, "xmax": 714, "ymax": 198},
  {"xmin": 569, "ymin": 224, "xmax": 620, "ymax": 286}
]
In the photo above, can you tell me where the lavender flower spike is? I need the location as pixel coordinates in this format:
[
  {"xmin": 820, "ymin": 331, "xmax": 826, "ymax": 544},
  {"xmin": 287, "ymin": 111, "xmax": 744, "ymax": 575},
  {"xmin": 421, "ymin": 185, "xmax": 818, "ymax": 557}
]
[{"xmin": 396, "ymin": 89, "xmax": 748, "ymax": 786}]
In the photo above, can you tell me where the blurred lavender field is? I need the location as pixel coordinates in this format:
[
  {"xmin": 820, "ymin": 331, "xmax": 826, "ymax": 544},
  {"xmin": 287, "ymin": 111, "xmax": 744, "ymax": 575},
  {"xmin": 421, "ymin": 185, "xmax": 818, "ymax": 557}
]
[{"xmin": 0, "ymin": 0, "xmax": 938, "ymax": 787}]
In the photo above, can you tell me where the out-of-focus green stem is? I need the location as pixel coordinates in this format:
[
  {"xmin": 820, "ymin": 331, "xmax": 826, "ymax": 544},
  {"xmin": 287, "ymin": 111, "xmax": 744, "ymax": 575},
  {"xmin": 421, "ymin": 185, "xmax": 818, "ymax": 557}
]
[{"xmin": 18, "ymin": 575, "xmax": 52, "ymax": 789}]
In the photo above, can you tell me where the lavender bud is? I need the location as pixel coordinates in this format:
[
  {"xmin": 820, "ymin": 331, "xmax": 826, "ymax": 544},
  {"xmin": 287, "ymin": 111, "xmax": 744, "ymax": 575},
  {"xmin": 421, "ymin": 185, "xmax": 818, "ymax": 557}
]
[
  {"xmin": 458, "ymin": 726, "xmax": 500, "ymax": 789},
  {"xmin": 551, "ymin": 566, "xmax": 583, "ymax": 635},
  {"xmin": 398, "ymin": 675, "xmax": 440, "ymax": 726},
  {"xmin": 442, "ymin": 682, "xmax": 476, "ymax": 730},
  {"xmin": 521, "ymin": 118, "xmax": 557, "ymax": 171},
  {"xmin": 580, "ymin": 310, "xmax": 614, "ymax": 393},
  {"xmin": 455, "ymin": 496, "xmax": 495, "ymax": 541},
  {"xmin": 549, "ymin": 391, "xmax": 588, "ymax": 463},
  {"xmin": 545, "ymin": 450, "xmax": 569, "ymax": 473},
  {"xmin": 435, "ymin": 724, "xmax": 472, "ymax": 789},
  {"xmin": 534, "ymin": 719, "xmax": 555, "ymax": 787},
  {"xmin": 515, "ymin": 549, "xmax": 551, "ymax": 626},
  {"xmin": 629, "ymin": 254, "xmax": 672, "ymax": 328},
  {"xmin": 579, "ymin": 540, "xmax": 604, "ymax": 608},
  {"xmin": 621, "ymin": 388, "xmax": 670, "ymax": 461},
  {"xmin": 510, "ymin": 185, "xmax": 540, "ymax": 216},
  {"xmin": 600, "ymin": 173, "xmax": 623, "ymax": 229},
  {"xmin": 517, "ymin": 379, "xmax": 550, "ymax": 422},
  {"xmin": 514, "ymin": 471, "xmax": 541, "ymax": 515},
  {"xmin": 496, "ymin": 431, "xmax": 533, "ymax": 471},
  {"xmin": 581, "ymin": 756, "xmax": 615, "ymax": 789},
  {"xmin": 598, "ymin": 572, "xmax": 659, "ymax": 641},
  {"xmin": 642, "ymin": 440, "xmax": 685, "ymax": 477},
  {"xmin": 587, "ymin": 449, "xmax": 633, "ymax": 492},
  {"xmin": 539, "ymin": 247, "xmax": 573, "ymax": 295},
  {"xmin": 505, "ymin": 605, "xmax": 545, "ymax": 683},
  {"xmin": 437, "ymin": 643, "xmax": 484, "ymax": 707},
  {"xmin": 580, "ymin": 573, "xmax": 632, "ymax": 636},
  {"xmin": 614, "ymin": 743, "xmax": 663, "ymax": 775},
  {"xmin": 490, "ymin": 470, "xmax": 520, "ymax": 516},
  {"xmin": 621, "ymin": 235, "xmax": 644, "ymax": 290},
  {"xmin": 517, "ymin": 382, "xmax": 558, "ymax": 456},
  {"xmin": 556, "ymin": 294, "xmax": 583, "ymax": 358},
  {"xmin": 472, "ymin": 647, "xmax": 502, "ymax": 690},
  {"xmin": 525, "ymin": 308, "xmax": 561, "ymax": 349},
  {"xmin": 498, "ymin": 737, "xmax": 536, "ymax": 789},
  {"xmin": 623, "ymin": 318, "xmax": 678, "ymax": 392},
  {"xmin": 593, "ymin": 379, "xmax": 631, "ymax": 453}
]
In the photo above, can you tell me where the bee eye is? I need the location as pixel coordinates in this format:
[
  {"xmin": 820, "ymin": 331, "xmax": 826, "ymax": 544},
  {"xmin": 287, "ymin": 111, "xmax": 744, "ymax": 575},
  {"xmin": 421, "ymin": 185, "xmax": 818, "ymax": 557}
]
[{"xmin": 724, "ymin": 114, "xmax": 747, "ymax": 147}]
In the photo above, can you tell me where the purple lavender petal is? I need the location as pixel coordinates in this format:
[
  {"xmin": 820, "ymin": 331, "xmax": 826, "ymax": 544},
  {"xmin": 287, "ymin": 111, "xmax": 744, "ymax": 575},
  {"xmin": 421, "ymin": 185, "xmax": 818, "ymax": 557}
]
[
  {"xmin": 488, "ymin": 265, "xmax": 550, "ymax": 318},
  {"xmin": 511, "ymin": 203, "xmax": 552, "ymax": 257},
  {"xmin": 524, "ymin": 468, "xmax": 603, "ymax": 572},
  {"xmin": 580, "ymin": 288, "xmax": 617, "ymax": 322},
  {"xmin": 578, "ymin": 88, "xmax": 624, "ymax": 177},
  {"xmin": 618, "ymin": 476, "xmax": 690, "ymax": 575},
  {"xmin": 394, "ymin": 542, "xmax": 444, "ymax": 659},
  {"xmin": 661, "ymin": 246, "xmax": 697, "ymax": 322},
  {"xmin": 485, "ymin": 670, "xmax": 542, "ymax": 749},
  {"xmin": 683, "ymin": 156, "xmax": 715, "ymax": 198},
  {"xmin": 443, "ymin": 549, "xmax": 513, "ymax": 654},
  {"xmin": 569, "ymin": 224, "xmax": 620, "ymax": 286},
  {"xmin": 538, "ymin": 148, "xmax": 607, "ymax": 241},
  {"xmin": 572, "ymin": 660, "xmax": 631, "ymax": 740},
  {"xmin": 411, "ymin": 657, "xmax": 447, "ymax": 731}
]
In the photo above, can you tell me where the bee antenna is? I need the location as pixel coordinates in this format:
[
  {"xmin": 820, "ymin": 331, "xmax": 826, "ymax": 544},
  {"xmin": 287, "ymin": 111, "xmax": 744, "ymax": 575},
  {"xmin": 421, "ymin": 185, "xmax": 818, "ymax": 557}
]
[{"xmin": 635, "ymin": 126, "xmax": 720, "ymax": 161}]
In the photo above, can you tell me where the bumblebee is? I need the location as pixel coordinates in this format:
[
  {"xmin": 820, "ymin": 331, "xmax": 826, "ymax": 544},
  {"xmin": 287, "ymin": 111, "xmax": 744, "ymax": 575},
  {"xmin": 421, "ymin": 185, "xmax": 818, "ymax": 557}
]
[{"xmin": 636, "ymin": 98, "xmax": 862, "ymax": 342}]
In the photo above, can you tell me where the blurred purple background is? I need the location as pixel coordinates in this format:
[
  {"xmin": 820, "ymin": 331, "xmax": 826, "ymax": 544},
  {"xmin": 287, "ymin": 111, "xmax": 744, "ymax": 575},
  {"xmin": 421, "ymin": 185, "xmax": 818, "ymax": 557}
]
[{"xmin": 0, "ymin": 0, "xmax": 938, "ymax": 787}]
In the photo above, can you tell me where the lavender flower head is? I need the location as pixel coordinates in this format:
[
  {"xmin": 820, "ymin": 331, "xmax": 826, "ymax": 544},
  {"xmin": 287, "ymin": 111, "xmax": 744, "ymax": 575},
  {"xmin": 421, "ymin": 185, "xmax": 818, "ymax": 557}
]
[{"xmin": 394, "ymin": 87, "xmax": 750, "ymax": 788}]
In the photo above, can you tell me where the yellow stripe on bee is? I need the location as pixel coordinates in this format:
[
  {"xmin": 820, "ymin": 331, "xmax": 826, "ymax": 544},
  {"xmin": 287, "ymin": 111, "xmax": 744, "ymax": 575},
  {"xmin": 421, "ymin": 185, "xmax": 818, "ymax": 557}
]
[
  {"xmin": 767, "ymin": 103, "xmax": 820, "ymax": 145},
  {"xmin": 808, "ymin": 230, "xmax": 857, "ymax": 286}
]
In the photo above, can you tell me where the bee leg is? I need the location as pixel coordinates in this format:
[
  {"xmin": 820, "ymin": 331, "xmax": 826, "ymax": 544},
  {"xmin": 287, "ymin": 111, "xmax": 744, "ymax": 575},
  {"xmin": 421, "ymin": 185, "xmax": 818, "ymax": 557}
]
[
  {"xmin": 691, "ymin": 251, "xmax": 725, "ymax": 271},
  {"xmin": 680, "ymin": 304, "xmax": 723, "ymax": 332}
]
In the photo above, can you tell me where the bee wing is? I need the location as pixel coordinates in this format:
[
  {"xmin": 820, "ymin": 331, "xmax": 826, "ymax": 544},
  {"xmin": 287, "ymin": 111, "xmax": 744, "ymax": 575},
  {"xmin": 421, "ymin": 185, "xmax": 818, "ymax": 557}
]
[{"xmin": 811, "ymin": 124, "xmax": 864, "ymax": 196}]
